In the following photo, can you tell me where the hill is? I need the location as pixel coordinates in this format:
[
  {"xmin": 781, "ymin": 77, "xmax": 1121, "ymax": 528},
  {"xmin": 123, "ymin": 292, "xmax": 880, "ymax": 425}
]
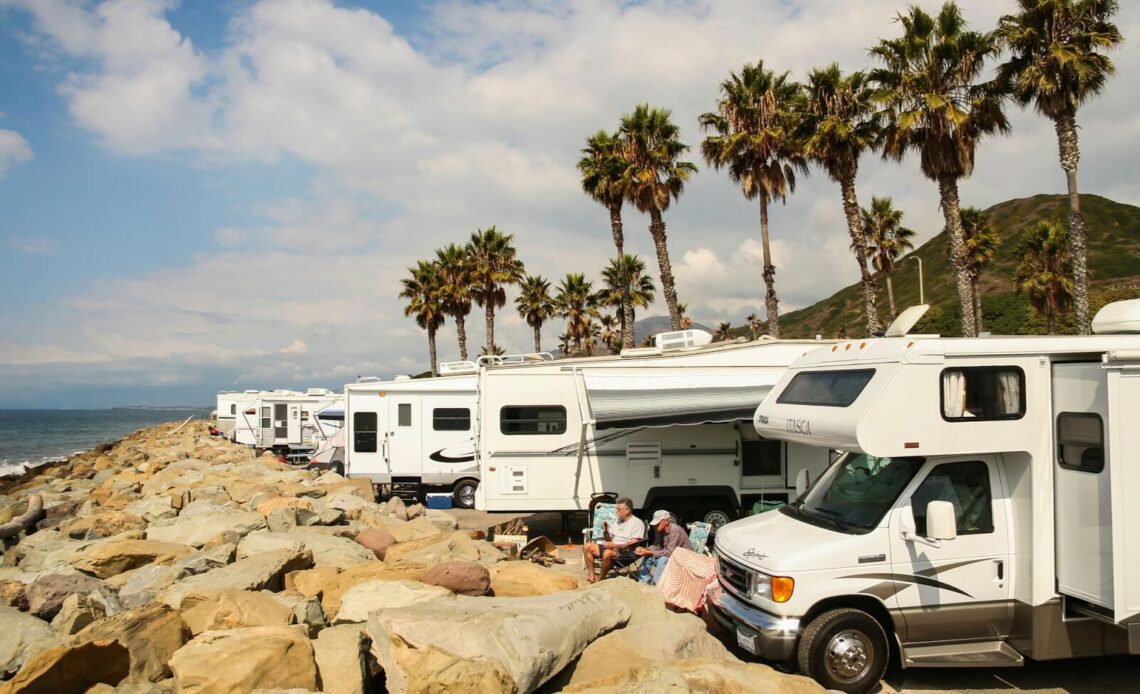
[{"xmin": 778, "ymin": 194, "xmax": 1140, "ymax": 338}]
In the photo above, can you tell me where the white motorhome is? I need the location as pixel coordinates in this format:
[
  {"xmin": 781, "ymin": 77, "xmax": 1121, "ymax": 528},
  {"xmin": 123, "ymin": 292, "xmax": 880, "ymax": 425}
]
[
  {"xmin": 248, "ymin": 388, "xmax": 342, "ymax": 453},
  {"xmin": 474, "ymin": 334, "xmax": 834, "ymax": 524},
  {"xmin": 215, "ymin": 390, "xmax": 262, "ymax": 441},
  {"xmin": 710, "ymin": 301, "xmax": 1140, "ymax": 693},
  {"xmin": 343, "ymin": 362, "xmax": 480, "ymax": 507}
]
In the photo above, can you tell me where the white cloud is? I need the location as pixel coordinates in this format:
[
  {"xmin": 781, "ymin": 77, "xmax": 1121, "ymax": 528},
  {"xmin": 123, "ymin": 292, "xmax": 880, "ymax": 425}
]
[
  {"xmin": 281, "ymin": 339, "xmax": 308, "ymax": 354},
  {"xmin": 6, "ymin": 235, "xmax": 56, "ymax": 254},
  {"xmin": 0, "ymin": 129, "xmax": 33, "ymax": 176}
]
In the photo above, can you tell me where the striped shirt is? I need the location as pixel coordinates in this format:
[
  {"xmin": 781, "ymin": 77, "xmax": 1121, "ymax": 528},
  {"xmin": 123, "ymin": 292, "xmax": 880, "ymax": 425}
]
[{"xmin": 649, "ymin": 522, "xmax": 693, "ymax": 558}]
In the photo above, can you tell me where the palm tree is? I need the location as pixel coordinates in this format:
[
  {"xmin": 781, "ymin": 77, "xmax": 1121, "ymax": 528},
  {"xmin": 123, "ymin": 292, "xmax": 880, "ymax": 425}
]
[
  {"xmin": 435, "ymin": 243, "xmax": 474, "ymax": 361},
  {"xmin": 619, "ymin": 104, "xmax": 698, "ymax": 331},
  {"xmin": 746, "ymin": 312, "xmax": 764, "ymax": 339},
  {"xmin": 959, "ymin": 207, "xmax": 1001, "ymax": 331},
  {"xmin": 558, "ymin": 330, "xmax": 574, "ymax": 357},
  {"xmin": 714, "ymin": 321, "xmax": 734, "ymax": 342},
  {"xmin": 399, "ymin": 260, "xmax": 446, "ymax": 376},
  {"xmin": 997, "ymin": 0, "xmax": 1122, "ymax": 335},
  {"xmin": 799, "ymin": 63, "xmax": 883, "ymax": 336},
  {"xmin": 515, "ymin": 275, "xmax": 555, "ymax": 353},
  {"xmin": 677, "ymin": 303, "xmax": 694, "ymax": 330},
  {"xmin": 870, "ymin": 3, "xmax": 1010, "ymax": 337},
  {"xmin": 579, "ymin": 130, "xmax": 635, "ymax": 349},
  {"xmin": 860, "ymin": 196, "xmax": 916, "ymax": 319},
  {"xmin": 479, "ymin": 344, "xmax": 505, "ymax": 357},
  {"xmin": 700, "ymin": 61, "xmax": 807, "ymax": 338},
  {"xmin": 467, "ymin": 226, "xmax": 525, "ymax": 353},
  {"xmin": 553, "ymin": 273, "xmax": 599, "ymax": 355},
  {"xmin": 598, "ymin": 314, "xmax": 621, "ymax": 353},
  {"xmin": 1015, "ymin": 220, "xmax": 1073, "ymax": 333},
  {"xmin": 599, "ymin": 254, "xmax": 656, "ymax": 344}
]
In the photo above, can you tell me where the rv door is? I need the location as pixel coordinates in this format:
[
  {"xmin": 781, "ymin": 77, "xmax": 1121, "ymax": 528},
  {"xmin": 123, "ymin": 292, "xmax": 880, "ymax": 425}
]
[
  {"xmin": 287, "ymin": 404, "xmax": 302, "ymax": 445},
  {"xmin": 387, "ymin": 399, "xmax": 421, "ymax": 474},
  {"xmin": 1104, "ymin": 352, "xmax": 1140, "ymax": 624}
]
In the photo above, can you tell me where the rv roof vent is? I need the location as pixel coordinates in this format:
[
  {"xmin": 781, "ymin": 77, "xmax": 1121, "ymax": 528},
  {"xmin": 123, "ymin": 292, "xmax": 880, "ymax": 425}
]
[
  {"xmin": 1092, "ymin": 299, "xmax": 1140, "ymax": 334},
  {"xmin": 394, "ymin": 375, "xmax": 412, "ymax": 381},
  {"xmin": 655, "ymin": 329, "xmax": 713, "ymax": 352},
  {"xmin": 620, "ymin": 346, "xmax": 662, "ymax": 358},
  {"xmin": 476, "ymin": 352, "xmax": 554, "ymax": 367},
  {"xmin": 306, "ymin": 388, "xmax": 333, "ymax": 396},
  {"xmin": 439, "ymin": 360, "xmax": 478, "ymax": 374},
  {"xmin": 244, "ymin": 389, "xmax": 260, "ymax": 393},
  {"xmin": 356, "ymin": 376, "xmax": 381, "ymax": 383}
]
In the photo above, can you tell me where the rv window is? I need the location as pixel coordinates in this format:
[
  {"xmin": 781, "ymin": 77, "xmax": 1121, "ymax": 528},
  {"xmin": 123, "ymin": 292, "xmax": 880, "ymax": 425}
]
[
  {"xmin": 353, "ymin": 412, "xmax": 378, "ymax": 453},
  {"xmin": 742, "ymin": 440, "xmax": 782, "ymax": 477},
  {"xmin": 433, "ymin": 408, "xmax": 471, "ymax": 431},
  {"xmin": 776, "ymin": 369, "xmax": 875, "ymax": 407},
  {"xmin": 230, "ymin": 404, "xmax": 236, "ymax": 415},
  {"xmin": 397, "ymin": 403, "xmax": 412, "ymax": 427},
  {"xmin": 940, "ymin": 367, "xmax": 1025, "ymax": 421},
  {"xmin": 500, "ymin": 406, "xmax": 567, "ymax": 435},
  {"xmin": 260, "ymin": 407, "xmax": 271, "ymax": 430},
  {"xmin": 911, "ymin": 461, "xmax": 993, "ymax": 536},
  {"xmin": 1057, "ymin": 412, "xmax": 1104, "ymax": 473}
]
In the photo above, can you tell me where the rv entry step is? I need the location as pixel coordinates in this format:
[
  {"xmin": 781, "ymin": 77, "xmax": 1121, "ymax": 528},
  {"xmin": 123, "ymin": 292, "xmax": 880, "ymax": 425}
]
[
  {"xmin": 388, "ymin": 477, "xmax": 422, "ymax": 502},
  {"xmin": 903, "ymin": 641, "xmax": 1024, "ymax": 668}
]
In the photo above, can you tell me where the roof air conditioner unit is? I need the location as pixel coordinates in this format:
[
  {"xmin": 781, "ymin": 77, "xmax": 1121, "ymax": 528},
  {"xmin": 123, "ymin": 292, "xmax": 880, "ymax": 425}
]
[
  {"xmin": 355, "ymin": 376, "xmax": 381, "ymax": 383},
  {"xmin": 655, "ymin": 329, "xmax": 713, "ymax": 352},
  {"xmin": 1092, "ymin": 299, "xmax": 1140, "ymax": 334},
  {"xmin": 439, "ymin": 360, "xmax": 478, "ymax": 375},
  {"xmin": 306, "ymin": 388, "xmax": 332, "ymax": 396},
  {"xmin": 394, "ymin": 375, "xmax": 412, "ymax": 381}
]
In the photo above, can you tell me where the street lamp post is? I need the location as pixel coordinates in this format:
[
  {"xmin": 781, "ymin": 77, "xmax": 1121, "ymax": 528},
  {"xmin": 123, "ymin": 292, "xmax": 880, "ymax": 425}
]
[{"xmin": 910, "ymin": 255, "xmax": 925, "ymax": 305}]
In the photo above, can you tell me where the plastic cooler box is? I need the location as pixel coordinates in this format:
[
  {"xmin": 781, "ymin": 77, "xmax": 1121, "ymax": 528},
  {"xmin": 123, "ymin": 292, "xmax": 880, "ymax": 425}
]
[{"xmin": 425, "ymin": 493, "xmax": 453, "ymax": 510}]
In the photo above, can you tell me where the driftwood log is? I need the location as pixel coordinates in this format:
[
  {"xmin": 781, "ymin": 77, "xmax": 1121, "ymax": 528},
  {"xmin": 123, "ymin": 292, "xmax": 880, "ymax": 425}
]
[{"xmin": 0, "ymin": 494, "xmax": 43, "ymax": 541}]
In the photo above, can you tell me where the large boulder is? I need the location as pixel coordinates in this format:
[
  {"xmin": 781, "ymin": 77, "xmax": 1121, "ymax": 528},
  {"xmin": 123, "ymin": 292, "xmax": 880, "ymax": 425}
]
[
  {"xmin": 71, "ymin": 539, "xmax": 195, "ymax": 579},
  {"xmin": 168, "ymin": 626, "xmax": 319, "ymax": 693},
  {"xmin": 353, "ymin": 529, "xmax": 395, "ymax": 560},
  {"xmin": 239, "ymin": 531, "xmax": 374, "ymax": 571},
  {"xmin": 0, "ymin": 639, "xmax": 130, "ymax": 693},
  {"xmin": 145, "ymin": 507, "xmax": 266, "ymax": 548},
  {"xmin": 381, "ymin": 531, "xmax": 504, "ymax": 568},
  {"xmin": 284, "ymin": 567, "xmax": 340, "ymax": 600},
  {"xmin": 0, "ymin": 607, "xmax": 58, "ymax": 676},
  {"xmin": 557, "ymin": 658, "xmax": 825, "ymax": 693},
  {"xmin": 65, "ymin": 511, "xmax": 147, "ymax": 540},
  {"xmin": 159, "ymin": 548, "xmax": 313, "ymax": 608},
  {"xmin": 313, "ymin": 624, "xmax": 373, "ymax": 694},
  {"xmin": 113, "ymin": 565, "xmax": 186, "ymax": 609},
  {"xmin": 26, "ymin": 573, "xmax": 107, "ymax": 620},
  {"xmin": 177, "ymin": 590, "xmax": 294, "ymax": 636},
  {"xmin": 386, "ymin": 516, "xmax": 443, "ymax": 544},
  {"xmin": 333, "ymin": 580, "xmax": 453, "ymax": 625},
  {"xmin": 420, "ymin": 561, "xmax": 490, "ymax": 596},
  {"xmin": 75, "ymin": 602, "xmax": 189, "ymax": 684},
  {"xmin": 319, "ymin": 564, "xmax": 426, "ymax": 617},
  {"xmin": 489, "ymin": 561, "xmax": 584, "ymax": 597},
  {"xmin": 367, "ymin": 589, "xmax": 630, "ymax": 694}
]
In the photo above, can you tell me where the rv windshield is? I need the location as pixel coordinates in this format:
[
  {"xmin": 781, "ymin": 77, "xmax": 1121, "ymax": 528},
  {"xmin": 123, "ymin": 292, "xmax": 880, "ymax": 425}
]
[{"xmin": 782, "ymin": 452, "xmax": 924, "ymax": 534}]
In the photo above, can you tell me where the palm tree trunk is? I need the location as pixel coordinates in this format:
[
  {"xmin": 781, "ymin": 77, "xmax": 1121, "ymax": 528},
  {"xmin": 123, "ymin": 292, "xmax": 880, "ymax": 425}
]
[
  {"xmin": 610, "ymin": 205, "xmax": 634, "ymax": 350},
  {"xmin": 533, "ymin": 324, "xmax": 542, "ymax": 353},
  {"xmin": 484, "ymin": 295, "xmax": 495, "ymax": 353},
  {"xmin": 759, "ymin": 196, "xmax": 780, "ymax": 338},
  {"xmin": 886, "ymin": 274, "xmax": 897, "ymax": 318},
  {"xmin": 428, "ymin": 326, "xmax": 439, "ymax": 377},
  {"xmin": 1055, "ymin": 111, "xmax": 1090, "ymax": 334},
  {"xmin": 937, "ymin": 175, "xmax": 978, "ymax": 337},
  {"xmin": 972, "ymin": 276, "xmax": 983, "ymax": 334},
  {"xmin": 839, "ymin": 175, "xmax": 881, "ymax": 336},
  {"xmin": 456, "ymin": 315, "xmax": 468, "ymax": 362},
  {"xmin": 648, "ymin": 208, "xmax": 682, "ymax": 331}
]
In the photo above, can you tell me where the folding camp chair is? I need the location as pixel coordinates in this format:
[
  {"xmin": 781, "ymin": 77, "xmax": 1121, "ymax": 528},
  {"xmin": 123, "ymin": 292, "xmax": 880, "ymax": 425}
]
[{"xmin": 687, "ymin": 521, "xmax": 713, "ymax": 556}]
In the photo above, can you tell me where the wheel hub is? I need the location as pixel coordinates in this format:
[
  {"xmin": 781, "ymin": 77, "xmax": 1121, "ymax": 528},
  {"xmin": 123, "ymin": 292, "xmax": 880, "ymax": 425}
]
[{"xmin": 825, "ymin": 629, "xmax": 871, "ymax": 683}]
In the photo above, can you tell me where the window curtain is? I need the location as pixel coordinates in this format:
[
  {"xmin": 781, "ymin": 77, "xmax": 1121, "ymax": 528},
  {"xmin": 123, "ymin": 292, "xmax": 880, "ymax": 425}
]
[
  {"xmin": 942, "ymin": 371, "xmax": 966, "ymax": 418},
  {"xmin": 997, "ymin": 371, "xmax": 1020, "ymax": 415}
]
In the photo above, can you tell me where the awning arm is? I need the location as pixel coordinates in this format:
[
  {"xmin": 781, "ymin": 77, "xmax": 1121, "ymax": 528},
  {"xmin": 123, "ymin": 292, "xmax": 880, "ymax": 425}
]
[{"xmin": 572, "ymin": 367, "xmax": 595, "ymax": 497}]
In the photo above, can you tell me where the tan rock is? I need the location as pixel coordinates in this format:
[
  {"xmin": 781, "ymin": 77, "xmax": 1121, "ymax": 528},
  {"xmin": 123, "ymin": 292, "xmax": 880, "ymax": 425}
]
[
  {"xmin": 256, "ymin": 497, "xmax": 316, "ymax": 517},
  {"xmin": 178, "ymin": 590, "xmax": 294, "ymax": 635},
  {"xmin": 0, "ymin": 639, "xmax": 129, "ymax": 694},
  {"xmin": 0, "ymin": 606, "xmax": 59, "ymax": 676},
  {"xmin": 421, "ymin": 561, "xmax": 490, "ymax": 596},
  {"xmin": 284, "ymin": 567, "xmax": 340, "ymax": 600},
  {"xmin": 489, "ymin": 561, "xmax": 584, "ymax": 597},
  {"xmin": 353, "ymin": 528, "xmax": 395, "ymax": 560},
  {"xmin": 71, "ymin": 539, "xmax": 195, "ymax": 579},
  {"xmin": 65, "ymin": 511, "xmax": 147, "ymax": 540},
  {"xmin": 558, "ymin": 658, "xmax": 825, "ymax": 694},
  {"xmin": 312, "ymin": 624, "xmax": 371, "ymax": 694},
  {"xmin": 333, "ymin": 580, "xmax": 453, "ymax": 624},
  {"xmin": 159, "ymin": 548, "xmax": 314, "ymax": 608},
  {"xmin": 386, "ymin": 516, "xmax": 442, "ymax": 544},
  {"xmin": 0, "ymin": 580, "xmax": 27, "ymax": 610},
  {"xmin": 320, "ymin": 563, "xmax": 425, "ymax": 617},
  {"xmin": 387, "ymin": 644, "xmax": 514, "ymax": 694},
  {"xmin": 382, "ymin": 530, "xmax": 504, "ymax": 568},
  {"xmin": 169, "ymin": 626, "xmax": 318, "ymax": 694},
  {"xmin": 75, "ymin": 603, "xmax": 189, "ymax": 684}
]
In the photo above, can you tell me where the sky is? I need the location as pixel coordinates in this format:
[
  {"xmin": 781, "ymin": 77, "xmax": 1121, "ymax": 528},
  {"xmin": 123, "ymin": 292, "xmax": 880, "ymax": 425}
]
[{"xmin": 0, "ymin": 0, "xmax": 1137, "ymax": 408}]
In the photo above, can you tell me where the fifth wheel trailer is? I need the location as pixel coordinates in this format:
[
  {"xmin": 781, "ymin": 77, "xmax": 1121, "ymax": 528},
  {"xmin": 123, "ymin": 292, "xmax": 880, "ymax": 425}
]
[{"xmin": 709, "ymin": 300, "xmax": 1140, "ymax": 694}]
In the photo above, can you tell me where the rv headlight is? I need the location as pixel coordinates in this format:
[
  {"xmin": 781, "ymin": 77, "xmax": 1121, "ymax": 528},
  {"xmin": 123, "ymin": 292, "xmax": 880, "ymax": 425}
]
[{"xmin": 751, "ymin": 572, "xmax": 794, "ymax": 603}]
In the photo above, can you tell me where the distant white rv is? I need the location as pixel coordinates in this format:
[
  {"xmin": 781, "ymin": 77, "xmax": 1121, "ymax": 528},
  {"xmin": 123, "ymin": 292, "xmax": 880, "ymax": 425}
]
[
  {"xmin": 241, "ymin": 388, "xmax": 343, "ymax": 453},
  {"xmin": 342, "ymin": 362, "xmax": 480, "ymax": 508},
  {"xmin": 474, "ymin": 333, "xmax": 835, "ymax": 525},
  {"xmin": 214, "ymin": 391, "xmax": 259, "ymax": 439}
]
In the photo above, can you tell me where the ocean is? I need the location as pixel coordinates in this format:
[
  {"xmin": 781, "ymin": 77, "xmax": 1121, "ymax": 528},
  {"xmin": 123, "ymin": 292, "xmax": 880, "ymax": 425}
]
[{"xmin": 0, "ymin": 408, "xmax": 212, "ymax": 475}]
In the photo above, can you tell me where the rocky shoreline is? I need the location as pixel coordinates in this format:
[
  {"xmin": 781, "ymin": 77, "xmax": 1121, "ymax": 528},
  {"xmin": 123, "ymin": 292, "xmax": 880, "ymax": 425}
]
[{"xmin": 0, "ymin": 421, "xmax": 821, "ymax": 693}]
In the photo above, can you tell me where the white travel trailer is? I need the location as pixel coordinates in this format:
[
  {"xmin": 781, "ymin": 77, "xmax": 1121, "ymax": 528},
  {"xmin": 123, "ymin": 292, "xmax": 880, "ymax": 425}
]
[
  {"xmin": 474, "ymin": 335, "xmax": 834, "ymax": 524},
  {"xmin": 248, "ymin": 388, "xmax": 343, "ymax": 453},
  {"xmin": 342, "ymin": 363, "xmax": 480, "ymax": 507},
  {"xmin": 710, "ymin": 301, "xmax": 1140, "ymax": 694},
  {"xmin": 214, "ymin": 391, "xmax": 260, "ymax": 439}
]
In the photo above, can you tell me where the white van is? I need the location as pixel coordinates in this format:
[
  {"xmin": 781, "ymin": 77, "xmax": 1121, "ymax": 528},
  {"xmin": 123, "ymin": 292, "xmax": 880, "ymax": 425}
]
[{"xmin": 709, "ymin": 302, "xmax": 1140, "ymax": 693}]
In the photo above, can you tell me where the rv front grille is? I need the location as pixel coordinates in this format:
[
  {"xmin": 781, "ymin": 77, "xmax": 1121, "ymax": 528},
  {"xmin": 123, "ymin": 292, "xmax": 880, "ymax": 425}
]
[{"xmin": 716, "ymin": 550, "xmax": 751, "ymax": 597}]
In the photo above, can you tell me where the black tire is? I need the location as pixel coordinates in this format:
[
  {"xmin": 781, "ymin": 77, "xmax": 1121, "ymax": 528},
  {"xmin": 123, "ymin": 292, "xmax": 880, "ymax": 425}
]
[
  {"xmin": 797, "ymin": 608, "xmax": 889, "ymax": 694},
  {"xmin": 699, "ymin": 502, "xmax": 735, "ymax": 530},
  {"xmin": 452, "ymin": 480, "xmax": 478, "ymax": 509},
  {"xmin": 332, "ymin": 463, "xmax": 344, "ymax": 477}
]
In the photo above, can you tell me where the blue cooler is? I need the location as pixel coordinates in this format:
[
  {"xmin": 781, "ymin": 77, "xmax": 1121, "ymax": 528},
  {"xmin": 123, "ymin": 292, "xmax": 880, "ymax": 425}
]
[{"xmin": 426, "ymin": 493, "xmax": 453, "ymax": 510}]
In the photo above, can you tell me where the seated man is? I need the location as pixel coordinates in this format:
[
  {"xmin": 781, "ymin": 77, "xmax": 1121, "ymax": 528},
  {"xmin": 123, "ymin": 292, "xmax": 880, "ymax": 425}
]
[
  {"xmin": 635, "ymin": 509, "xmax": 693, "ymax": 585},
  {"xmin": 583, "ymin": 497, "xmax": 645, "ymax": 583}
]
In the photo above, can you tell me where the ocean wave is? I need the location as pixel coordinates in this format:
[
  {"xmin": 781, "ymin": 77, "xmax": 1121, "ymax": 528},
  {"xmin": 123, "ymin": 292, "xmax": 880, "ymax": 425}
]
[{"xmin": 0, "ymin": 455, "xmax": 69, "ymax": 478}]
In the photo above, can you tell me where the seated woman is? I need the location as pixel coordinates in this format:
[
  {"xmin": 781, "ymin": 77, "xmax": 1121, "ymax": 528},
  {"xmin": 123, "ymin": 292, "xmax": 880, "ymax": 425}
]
[
  {"xmin": 582, "ymin": 497, "xmax": 645, "ymax": 583},
  {"xmin": 635, "ymin": 509, "xmax": 693, "ymax": 585}
]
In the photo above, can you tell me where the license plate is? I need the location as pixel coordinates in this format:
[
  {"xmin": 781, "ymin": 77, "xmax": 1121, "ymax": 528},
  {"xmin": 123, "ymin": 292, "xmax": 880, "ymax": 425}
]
[{"xmin": 736, "ymin": 628, "xmax": 757, "ymax": 654}]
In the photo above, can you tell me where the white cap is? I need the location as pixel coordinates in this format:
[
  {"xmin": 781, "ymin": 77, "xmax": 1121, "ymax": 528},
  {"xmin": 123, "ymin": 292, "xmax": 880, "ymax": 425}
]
[{"xmin": 650, "ymin": 509, "xmax": 672, "ymax": 525}]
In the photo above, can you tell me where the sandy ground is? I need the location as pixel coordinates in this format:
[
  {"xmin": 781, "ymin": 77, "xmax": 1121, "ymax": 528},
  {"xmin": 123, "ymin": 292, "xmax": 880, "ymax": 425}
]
[{"xmin": 450, "ymin": 509, "xmax": 1140, "ymax": 694}]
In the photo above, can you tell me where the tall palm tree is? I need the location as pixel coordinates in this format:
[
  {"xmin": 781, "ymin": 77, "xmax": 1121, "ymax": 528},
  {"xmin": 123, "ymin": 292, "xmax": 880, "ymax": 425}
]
[
  {"xmin": 870, "ymin": 3, "xmax": 1010, "ymax": 337},
  {"xmin": 714, "ymin": 321, "xmax": 734, "ymax": 342},
  {"xmin": 467, "ymin": 226, "xmax": 525, "ymax": 353},
  {"xmin": 515, "ymin": 275, "xmax": 555, "ymax": 353},
  {"xmin": 435, "ymin": 243, "xmax": 474, "ymax": 361},
  {"xmin": 746, "ymin": 312, "xmax": 763, "ymax": 339},
  {"xmin": 553, "ymin": 273, "xmax": 599, "ymax": 355},
  {"xmin": 799, "ymin": 63, "xmax": 883, "ymax": 336},
  {"xmin": 598, "ymin": 314, "xmax": 621, "ymax": 353},
  {"xmin": 399, "ymin": 260, "xmax": 446, "ymax": 376},
  {"xmin": 860, "ymin": 196, "xmax": 916, "ymax": 319},
  {"xmin": 619, "ymin": 104, "xmax": 697, "ymax": 331},
  {"xmin": 997, "ymin": 0, "xmax": 1122, "ymax": 334},
  {"xmin": 599, "ymin": 254, "xmax": 656, "ymax": 344},
  {"xmin": 959, "ymin": 207, "xmax": 1001, "ymax": 331},
  {"xmin": 579, "ymin": 130, "xmax": 635, "ymax": 349},
  {"xmin": 700, "ymin": 61, "xmax": 807, "ymax": 338},
  {"xmin": 1015, "ymin": 220, "xmax": 1073, "ymax": 333}
]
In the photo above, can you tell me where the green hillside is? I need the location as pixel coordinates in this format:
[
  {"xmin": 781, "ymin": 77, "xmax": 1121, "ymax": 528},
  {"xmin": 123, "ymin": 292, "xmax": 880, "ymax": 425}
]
[{"xmin": 778, "ymin": 194, "xmax": 1140, "ymax": 338}]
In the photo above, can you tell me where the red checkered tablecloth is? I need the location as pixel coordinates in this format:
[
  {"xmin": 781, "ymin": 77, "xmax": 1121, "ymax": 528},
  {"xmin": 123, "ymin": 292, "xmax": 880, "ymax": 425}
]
[{"xmin": 656, "ymin": 547, "xmax": 717, "ymax": 612}]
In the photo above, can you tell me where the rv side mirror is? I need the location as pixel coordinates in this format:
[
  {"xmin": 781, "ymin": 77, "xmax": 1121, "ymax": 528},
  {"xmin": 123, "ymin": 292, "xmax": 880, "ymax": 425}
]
[
  {"xmin": 925, "ymin": 501, "xmax": 957, "ymax": 542},
  {"xmin": 794, "ymin": 469, "xmax": 810, "ymax": 499}
]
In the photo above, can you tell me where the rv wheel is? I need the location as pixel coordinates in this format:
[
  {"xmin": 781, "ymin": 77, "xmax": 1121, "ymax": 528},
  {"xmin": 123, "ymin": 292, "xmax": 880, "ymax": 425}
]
[
  {"xmin": 699, "ymin": 504, "xmax": 734, "ymax": 530},
  {"xmin": 453, "ymin": 480, "xmax": 477, "ymax": 509},
  {"xmin": 797, "ymin": 608, "xmax": 888, "ymax": 694}
]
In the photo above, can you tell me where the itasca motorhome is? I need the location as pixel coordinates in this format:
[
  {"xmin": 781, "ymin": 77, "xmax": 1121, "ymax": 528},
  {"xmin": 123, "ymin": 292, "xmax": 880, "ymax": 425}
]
[
  {"xmin": 709, "ymin": 301, "xmax": 1140, "ymax": 694},
  {"xmin": 343, "ymin": 363, "xmax": 480, "ymax": 507},
  {"xmin": 475, "ymin": 333, "xmax": 834, "ymax": 525}
]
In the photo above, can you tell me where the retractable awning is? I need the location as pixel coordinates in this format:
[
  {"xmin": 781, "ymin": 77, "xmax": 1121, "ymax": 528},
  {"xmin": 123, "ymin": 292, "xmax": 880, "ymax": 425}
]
[
  {"xmin": 583, "ymin": 371, "xmax": 780, "ymax": 430},
  {"xmin": 316, "ymin": 404, "xmax": 344, "ymax": 421}
]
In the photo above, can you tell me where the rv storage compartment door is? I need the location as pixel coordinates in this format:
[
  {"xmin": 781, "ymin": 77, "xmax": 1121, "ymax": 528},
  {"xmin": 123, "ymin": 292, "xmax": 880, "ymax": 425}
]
[{"xmin": 1105, "ymin": 354, "xmax": 1140, "ymax": 624}]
